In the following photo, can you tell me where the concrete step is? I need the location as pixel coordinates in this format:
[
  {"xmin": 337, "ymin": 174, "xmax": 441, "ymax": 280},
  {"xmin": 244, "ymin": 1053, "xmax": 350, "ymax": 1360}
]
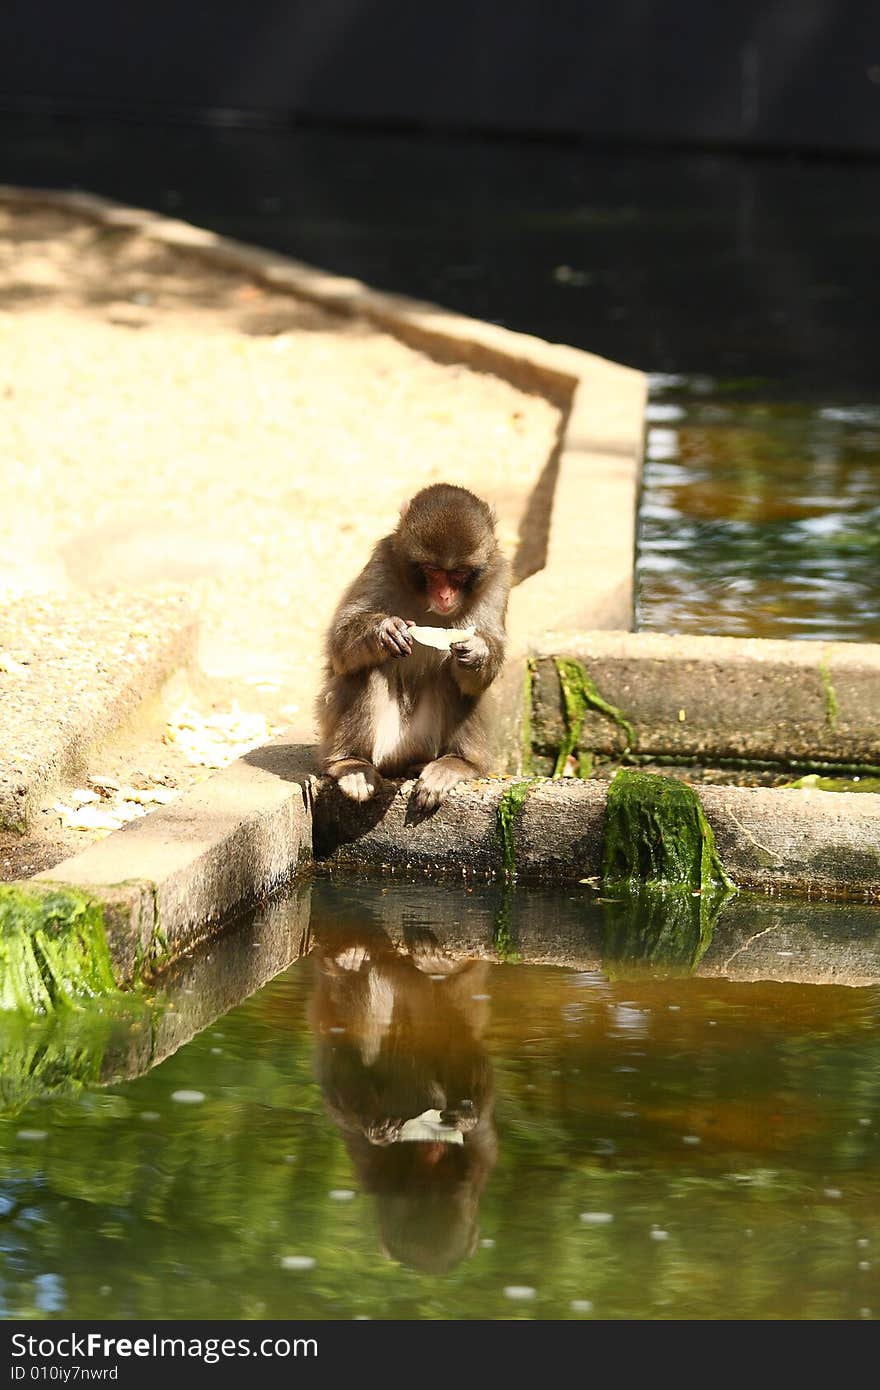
[
  {"xmin": 524, "ymin": 630, "xmax": 880, "ymax": 770},
  {"xmin": 2, "ymin": 736, "xmax": 875, "ymax": 999},
  {"xmin": 1, "ymin": 590, "xmax": 197, "ymax": 831}
]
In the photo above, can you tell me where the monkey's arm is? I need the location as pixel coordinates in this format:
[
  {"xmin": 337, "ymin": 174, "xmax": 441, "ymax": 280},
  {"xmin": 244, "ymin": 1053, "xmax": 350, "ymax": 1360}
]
[
  {"xmin": 449, "ymin": 628, "xmax": 505, "ymax": 694},
  {"xmin": 329, "ymin": 610, "xmax": 413, "ymax": 675},
  {"xmin": 449, "ymin": 564, "xmax": 509, "ymax": 694},
  {"xmin": 326, "ymin": 542, "xmax": 415, "ymax": 676}
]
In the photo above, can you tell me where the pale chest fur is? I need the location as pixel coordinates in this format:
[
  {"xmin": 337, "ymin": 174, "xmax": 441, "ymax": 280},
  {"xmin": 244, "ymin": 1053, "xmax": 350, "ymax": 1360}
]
[{"xmin": 367, "ymin": 647, "xmax": 449, "ymax": 771}]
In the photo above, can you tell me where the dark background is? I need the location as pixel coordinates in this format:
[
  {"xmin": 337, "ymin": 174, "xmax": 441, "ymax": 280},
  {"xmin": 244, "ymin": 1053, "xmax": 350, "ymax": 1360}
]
[
  {"xmin": 3, "ymin": 0, "xmax": 880, "ymax": 154},
  {"xmin": 1, "ymin": 1, "xmax": 879, "ymax": 393}
]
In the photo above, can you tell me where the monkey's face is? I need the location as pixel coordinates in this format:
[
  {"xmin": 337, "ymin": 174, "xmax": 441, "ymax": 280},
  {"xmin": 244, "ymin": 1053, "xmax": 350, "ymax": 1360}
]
[
  {"xmin": 395, "ymin": 484, "xmax": 498, "ymax": 617},
  {"xmin": 421, "ymin": 564, "xmax": 475, "ymax": 615}
]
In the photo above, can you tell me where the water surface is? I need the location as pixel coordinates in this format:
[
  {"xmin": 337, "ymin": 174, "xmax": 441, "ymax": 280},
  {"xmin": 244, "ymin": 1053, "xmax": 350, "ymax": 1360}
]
[
  {"xmin": 1, "ymin": 878, "xmax": 880, "ymax": 1321},
  {"xmin": 636, "ymin": 380, "xmax": 880, "ymax": 642}
]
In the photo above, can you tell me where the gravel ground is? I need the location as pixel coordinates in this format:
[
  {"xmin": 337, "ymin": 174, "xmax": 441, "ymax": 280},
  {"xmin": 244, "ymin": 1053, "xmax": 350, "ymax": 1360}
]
[{"xmin": 0, "ymin": 203, "xmax": 561, "ymax": 876}]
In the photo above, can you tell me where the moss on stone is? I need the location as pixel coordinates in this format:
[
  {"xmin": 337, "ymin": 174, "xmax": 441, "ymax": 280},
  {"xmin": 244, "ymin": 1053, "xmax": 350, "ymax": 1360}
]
[
  {"xmin": 601, "ymin": 769, "xmax": 735, "ymax": 895},
  {"xmin": 496, "ymin": 780, "xmax": 532, "ymax": 881},
  {"xmin": 0, "ymin": 885, "xmax": 118, "ymax": 1015},
  {"xmin": 551, "ymin": 657, "xmax": 636, "ymax": 777},
  {"xmin": 818, "ymin": 657, "xmax": 841, "ymax": 733},
  {"xmin": 599, "ymin": 769, "xmax": 736, "ymax": 975},
  {"xmin": 521, "ymin": 659, "xmax": 535, "ymax": 777},
  {"xmin": 784, "ymin": 772, "xmax": 880, "ymax": 794}
]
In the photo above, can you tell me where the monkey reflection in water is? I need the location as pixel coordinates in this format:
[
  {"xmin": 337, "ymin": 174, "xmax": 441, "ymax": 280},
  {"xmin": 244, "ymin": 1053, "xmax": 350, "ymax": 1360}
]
[{"xmin": 309, "ymin": 927, "xmax": 497, "ymax": 1274}]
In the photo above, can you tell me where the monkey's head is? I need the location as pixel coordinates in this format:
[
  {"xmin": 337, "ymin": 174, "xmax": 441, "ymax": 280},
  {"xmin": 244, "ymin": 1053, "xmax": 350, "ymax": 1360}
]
[{"xmin": 394, "ymin": 483, "xmax": 498, "ymax": 617}]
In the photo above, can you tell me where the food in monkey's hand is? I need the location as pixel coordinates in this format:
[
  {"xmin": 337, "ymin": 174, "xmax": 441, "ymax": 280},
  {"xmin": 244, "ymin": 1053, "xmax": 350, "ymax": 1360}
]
[{"xmin": 407, "ymin": 623, "xmax": 476, "ymax": 651}]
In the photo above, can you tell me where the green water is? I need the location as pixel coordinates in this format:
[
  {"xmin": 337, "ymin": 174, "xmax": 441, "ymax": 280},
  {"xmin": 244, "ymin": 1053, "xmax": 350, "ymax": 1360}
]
[
  {"xmin": 636, "ymin": 381, "xmax": 880, "ymax": 641},
  {"xmin": 2, "ymin": 878, "xmax": 880, "ymax": 1321}
]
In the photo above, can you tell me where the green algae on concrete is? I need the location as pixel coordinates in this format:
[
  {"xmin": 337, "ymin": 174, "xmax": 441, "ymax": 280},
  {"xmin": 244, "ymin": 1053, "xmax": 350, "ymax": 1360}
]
[
  {"xmin": 551, "ymin": 657, "xmax": 636, "ymax": 777},
  {"xmin": 601, "ymin": 769, "xmax": 735, "ymax": 895},
  {"xmin": 818, "ymin": 657, "xmax": 841, "ymax": 733},
  {"xmin": 599, "ymin": 769, "xmax": 736, "ymax": 976},
  {"xmin": 520, "ymin": 660, "xmax": 535, "ymax": 776},
  {"xmin": 783, "ymin": 773, "xmax": 880, "ymax": 794},
  {"xmin": 496, "ymin": 780, "xmax": 532, "ymax": 881},
  {"xmin": 0, "ymin": 884, "xmax": 118, "ymax": 1014}
]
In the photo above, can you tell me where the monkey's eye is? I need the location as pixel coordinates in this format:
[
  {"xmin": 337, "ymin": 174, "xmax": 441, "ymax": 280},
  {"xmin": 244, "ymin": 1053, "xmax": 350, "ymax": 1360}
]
[{"xmin": 422, "ymin": 565, "xmax": 474, "ymax": 590}]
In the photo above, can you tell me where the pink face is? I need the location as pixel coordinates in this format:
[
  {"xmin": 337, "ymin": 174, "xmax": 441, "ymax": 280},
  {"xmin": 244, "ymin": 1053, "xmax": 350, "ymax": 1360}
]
[{"xmin": 423, "ymin": 565, "xmax": 471, "ymax": 615}]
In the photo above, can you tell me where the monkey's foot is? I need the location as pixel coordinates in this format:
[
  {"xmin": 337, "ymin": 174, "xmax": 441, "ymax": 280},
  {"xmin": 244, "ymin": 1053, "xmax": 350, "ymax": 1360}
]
[
  {"xmin": 411, "ymin": 756, "xmax": 477, "ymax": 816},
  {"xmin": 327, "ymin": 758, "xmax": 382, "ymax": 803}
]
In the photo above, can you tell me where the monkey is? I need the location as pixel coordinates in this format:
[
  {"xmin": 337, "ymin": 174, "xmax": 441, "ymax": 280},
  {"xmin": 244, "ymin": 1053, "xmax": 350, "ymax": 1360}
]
[
  {"xmin": 317, "ymin": 482, "xmax": 510, "ymax": 815},
  {"xmin": 308, "ymin": 922, "xmax": 497, "ymax": 1274}
]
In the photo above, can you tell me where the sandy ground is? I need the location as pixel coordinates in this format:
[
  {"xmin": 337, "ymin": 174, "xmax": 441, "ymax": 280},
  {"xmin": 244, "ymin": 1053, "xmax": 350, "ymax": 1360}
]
[{"xmin": 0, "ymin": 202, "xmax": 561, "ymax": 877}]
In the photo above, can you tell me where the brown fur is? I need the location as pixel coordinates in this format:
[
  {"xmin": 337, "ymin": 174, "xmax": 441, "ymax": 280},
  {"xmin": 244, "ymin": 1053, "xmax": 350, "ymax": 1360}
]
[{"xmin": 317, "ymin": 484, "xmax": 510, "ymax": 813}]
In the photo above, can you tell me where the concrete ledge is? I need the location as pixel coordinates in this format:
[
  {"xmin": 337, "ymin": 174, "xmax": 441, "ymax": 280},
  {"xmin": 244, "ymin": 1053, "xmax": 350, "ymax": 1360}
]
[
  {"xmin": 0, "ymin": 186, "xmax": 646, "ymax": 647},
  {"xmin": 526, "ymin": 629, "xmax": 880, "ymax": 767},
  {"xmin": 315, "ymin": 773, "xmax": 880, "ymax": 901},
  {"xmin": 0, "ymin": 591, "xmax": 197, "ymax": 830},
  {"xmin": 6, "ymin": 736, "xmax": 878, "ymax": 1005},
  {"xmin": 28, "ymin": 738, "xmax": 316, "ymax": 979}
]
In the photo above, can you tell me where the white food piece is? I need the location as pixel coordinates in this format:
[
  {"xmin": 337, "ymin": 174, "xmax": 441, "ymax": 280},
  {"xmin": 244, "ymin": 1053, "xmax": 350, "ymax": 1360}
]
[
  {"xmin": 398, "ymin": 1108, "xmax": 465, "ymax": 1145},
  {"xmin": 407, "ymin": 624, "xmax": 475, "ymax": 651}
]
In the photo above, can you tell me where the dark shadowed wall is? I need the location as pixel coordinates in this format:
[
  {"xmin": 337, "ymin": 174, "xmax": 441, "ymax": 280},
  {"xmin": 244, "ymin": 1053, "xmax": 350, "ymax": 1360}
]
[{"xmin": 2, "ymin": 1, "xmax": 880, "ymax": 153}]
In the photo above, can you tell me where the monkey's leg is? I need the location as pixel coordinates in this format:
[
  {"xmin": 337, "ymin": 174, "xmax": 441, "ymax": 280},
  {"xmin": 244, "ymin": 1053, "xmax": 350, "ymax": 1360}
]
[
  {"xmin": 325, "ymin": 757, "xmax": 383, "ymax": 803},
  {"xmin": 411, "ymin": 754, "xmax": 481, "ymax": 815}
]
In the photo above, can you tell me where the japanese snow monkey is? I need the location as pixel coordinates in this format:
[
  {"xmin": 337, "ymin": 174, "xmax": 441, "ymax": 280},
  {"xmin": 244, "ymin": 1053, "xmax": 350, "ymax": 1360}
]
[{"xmin": 317, "ymin": 483, "xmax": 510, "ymax": 814}]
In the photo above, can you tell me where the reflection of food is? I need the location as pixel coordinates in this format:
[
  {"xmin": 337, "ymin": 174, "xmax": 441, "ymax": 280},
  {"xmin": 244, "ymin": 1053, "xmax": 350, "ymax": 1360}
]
[
  {"xmin": 309, "ymin": 926, "xmax": 497, "ymax": 1274},
  {"xmin": 407, "ymin": 623, "xmax": 476, "ymax": 650},
  {"xmin": 398, "ymin": 1108, "xmax": 464, "ymax": 1145}
]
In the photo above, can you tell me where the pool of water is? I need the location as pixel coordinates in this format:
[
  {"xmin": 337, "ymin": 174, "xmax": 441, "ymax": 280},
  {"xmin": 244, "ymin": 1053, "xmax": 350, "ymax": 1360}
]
[
  {"xmin": 636, "ymin": 379, "xmax": 880, "ymax": 642},
  {"xmin": 2, "ymin": 876, "xmax": 880, "ymax": 1321}
]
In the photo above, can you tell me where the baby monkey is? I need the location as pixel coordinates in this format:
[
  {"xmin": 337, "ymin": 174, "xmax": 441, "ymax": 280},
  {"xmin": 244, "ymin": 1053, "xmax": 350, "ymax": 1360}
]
[{"xmin": 317, "ymin": 483, "xmax": 510, "ymax": 814}]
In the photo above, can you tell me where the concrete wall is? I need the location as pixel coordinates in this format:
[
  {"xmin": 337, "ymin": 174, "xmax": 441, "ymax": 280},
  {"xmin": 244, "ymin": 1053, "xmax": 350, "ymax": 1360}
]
[{"xmin": 2, "ymin": 1, "xmax": 880, "ymax": 153}]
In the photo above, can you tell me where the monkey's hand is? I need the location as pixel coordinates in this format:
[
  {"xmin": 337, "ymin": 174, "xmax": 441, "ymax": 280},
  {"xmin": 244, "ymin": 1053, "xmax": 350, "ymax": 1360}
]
[
  {"xmin": 450, "ymin": 632, "xmax": 489, "ymax": 670},
  {"xmin": 377, "ymin": 615, "xmax": 414, "ymax": 658}
]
